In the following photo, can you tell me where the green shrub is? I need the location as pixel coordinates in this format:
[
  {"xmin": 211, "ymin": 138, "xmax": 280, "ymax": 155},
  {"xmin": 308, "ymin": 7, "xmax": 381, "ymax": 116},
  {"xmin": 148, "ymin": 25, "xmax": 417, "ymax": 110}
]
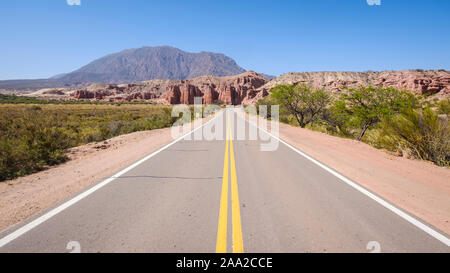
[
  {"xmin": 379, "ymin": 108, "xmax": 450, "ymax": 166},
  {"xmin": 330, "ymin": 86, "xmax": 419, "ymax": 140},
  {"xmin": 254, "ymin": 84, "xmax": 447, "ymax": 167},
  {"xmin": 30, "ymin": 105, "xmax": 42, "ymax": 111},
  {"xmin": 437, "ymin": 99, "xmax": 450, "ymax": 115},
  {"xmin": 0, "ymin": 104, "xmax": 178, "ymax": 181}
]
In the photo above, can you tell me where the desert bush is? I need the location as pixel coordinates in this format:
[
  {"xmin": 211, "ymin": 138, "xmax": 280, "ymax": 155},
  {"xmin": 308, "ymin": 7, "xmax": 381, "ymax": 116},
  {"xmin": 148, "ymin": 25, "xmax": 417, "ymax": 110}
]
[
  {"xmin": 0, "ymin": 104, "xmax": 178, "ymax": 181},
  {"xmin": 0, "ymin": 110, "xmax": 70, "ymax": 180},
  {"xmin": 0, "ymin": 94, "xmax": 159, "ymax": 105},
  {"xmin": 437, "ymin": 99, "xmax": 450, "ymax": 115},
  {"xmin": 378, "ymin": 107, "xmax": 450, "ymax": 166},
  {"xmin": 252, "ymin": 85, "xmax": 448, "ymax": 167}
]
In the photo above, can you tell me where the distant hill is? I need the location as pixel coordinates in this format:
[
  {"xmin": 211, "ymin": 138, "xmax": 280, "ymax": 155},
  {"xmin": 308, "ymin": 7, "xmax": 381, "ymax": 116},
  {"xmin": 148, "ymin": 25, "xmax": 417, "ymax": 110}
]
[
  {"xmin": 257, "ymin": 70, "xmax": 450, "ymax": 100},
  {"xmin": 0, "ymin": 46, "xmax": 247, "ymax": 91},
  {"xmin": 58, "ymin": 46, "xmax": 246, "ymax": 84},
  {"xmin": 260, "ymin": 73, "xmax": 276, "ymax": 81}
]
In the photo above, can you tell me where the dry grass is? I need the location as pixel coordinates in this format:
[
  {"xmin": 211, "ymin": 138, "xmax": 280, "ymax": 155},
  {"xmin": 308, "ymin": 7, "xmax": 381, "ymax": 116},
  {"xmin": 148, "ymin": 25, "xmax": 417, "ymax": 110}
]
[{"xmin": 0, "ymin": 104, "xmax": 179, "ymax": 181}]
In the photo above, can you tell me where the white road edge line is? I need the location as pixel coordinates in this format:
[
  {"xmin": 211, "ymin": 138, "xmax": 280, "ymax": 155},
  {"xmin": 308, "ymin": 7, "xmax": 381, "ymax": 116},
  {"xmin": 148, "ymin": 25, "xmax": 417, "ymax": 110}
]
[
  {"xmin": 241, "ymin": 110, "xmax": 450, "ymax": 247},
  {"xmin": 0, "ymin": 113, "xmax": 219, "ymax": 248}
]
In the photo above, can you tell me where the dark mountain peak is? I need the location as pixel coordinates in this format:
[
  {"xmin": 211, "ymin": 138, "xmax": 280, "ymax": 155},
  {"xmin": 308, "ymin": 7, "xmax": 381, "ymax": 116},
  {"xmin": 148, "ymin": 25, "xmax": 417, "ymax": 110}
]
[
  {"xmin": 0, "ymin": 46, "xmax": 247, "ymax": 91},
  {"xmin": 58, "ymin": 46, "xmax": 246, "ymax": 85}
]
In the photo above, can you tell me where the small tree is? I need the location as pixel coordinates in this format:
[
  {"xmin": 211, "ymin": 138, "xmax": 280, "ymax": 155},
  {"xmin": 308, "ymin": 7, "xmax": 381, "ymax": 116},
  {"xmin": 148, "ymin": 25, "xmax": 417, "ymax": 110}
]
[
  {"xmin": 332, "ymin": 86, "xmax": 418, "ymax": 141},
  {"xmin": 321, "ymin": 106, "xmax": 352, "ymax": 137},
  {"xmin": 270, "ymin": 84, "xmax": 330, "ymax": 128}
]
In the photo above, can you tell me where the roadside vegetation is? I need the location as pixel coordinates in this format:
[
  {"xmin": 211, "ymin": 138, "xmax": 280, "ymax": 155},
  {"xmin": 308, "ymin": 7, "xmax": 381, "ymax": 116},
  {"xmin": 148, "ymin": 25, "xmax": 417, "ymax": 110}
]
[
  {"xmin": 0, "ymin": 94, "xmax": 157, "ymax": 105},
  {"xmin": 257, "ymin": 85, "xmax": 450, "ymax": 167},
  {"xmin": 0, "ymin": 104, "xmax": 188, "ymax": 181}
]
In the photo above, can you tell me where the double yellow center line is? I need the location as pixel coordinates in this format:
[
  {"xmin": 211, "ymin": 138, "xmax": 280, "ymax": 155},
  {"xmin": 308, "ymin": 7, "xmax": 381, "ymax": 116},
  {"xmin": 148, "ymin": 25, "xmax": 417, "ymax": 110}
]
[{"xmin": 216, "ymin": 111, "xmax": 244, "ymax": 253}]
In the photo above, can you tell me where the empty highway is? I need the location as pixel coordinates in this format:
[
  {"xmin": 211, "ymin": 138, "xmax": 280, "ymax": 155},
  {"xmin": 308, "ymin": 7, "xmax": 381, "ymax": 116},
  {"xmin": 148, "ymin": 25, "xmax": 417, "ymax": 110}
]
[{"xmin": 0, "ymin": 108, "xmax": 449, "ymax": 253}]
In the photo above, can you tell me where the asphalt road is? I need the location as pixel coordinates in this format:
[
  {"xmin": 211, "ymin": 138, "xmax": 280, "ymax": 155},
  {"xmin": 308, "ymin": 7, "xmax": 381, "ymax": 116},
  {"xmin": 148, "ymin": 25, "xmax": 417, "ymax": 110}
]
[{"xmin": 0, "ymin": 108, "xmax": 449, "ymax": 253}]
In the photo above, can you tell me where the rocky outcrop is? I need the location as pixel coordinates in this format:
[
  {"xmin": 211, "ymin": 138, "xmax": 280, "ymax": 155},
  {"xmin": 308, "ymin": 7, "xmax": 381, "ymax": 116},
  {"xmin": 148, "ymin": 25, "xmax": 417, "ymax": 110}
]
[
  {"xmin": 164, "ymin": 71, "xmax": 267, "ymax": 105},
  {"xmin": 202, "ymin": 85, "xmax": 216, "ymax": 104},
  {"xmin": 124, "ymin": 92, "xmax": 158, "ymax": 101},
  {"xmin": 64, "ymin": 71, "xmax": 268, "ymax": 105},
  {"xmin": 33, "ymin": 70, "xmax": 449, "ymax": 104},
  {"xmin": 258, "ymin": 70, "xmax": 450, "ymax": 99},
  {"xmin": 179, "ymin": 84, "xmax": 202, "ymax": 104}
]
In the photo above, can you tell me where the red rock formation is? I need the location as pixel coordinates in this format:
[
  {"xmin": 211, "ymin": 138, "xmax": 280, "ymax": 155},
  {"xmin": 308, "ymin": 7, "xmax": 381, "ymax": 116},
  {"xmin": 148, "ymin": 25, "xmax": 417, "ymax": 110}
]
[
  {"xmin": 68, "ymin": 71, "xmax": 266, "ymax": 104},
  {"xmin": 72, "ymin": 90, "xmax": 93, "ymax": 99},
  {"xmin": 218, "ymin": 86, "xmax": 234, "ymax": 105},
  {"xmin": 202, "ymin": 85, "xmax": 217, "ymax": 104},
  {"xmin": 179, "ymin": 84, "xmax": 202, "ymax": 104},
  {"xmin": 165, "ymin": 86, "xmax": 181, "ymax": 104},
  {"xmin": 71, "ymin": 90, "xmax": 112, "ymax": 100},
  {"xmin": 64, "ymin": 70, "xmax": 449, "ymax": 105},
  {"xmin": 241, "ymin": 88, "xmax": 269, "ymax": 105},
  {"xmin": 163, "ymin": 71, "xmax": 267, "ymax": 105},
  {"xmin": 261, "ymin": 70, "xmax": 450, "ymax": 97},
  {"xmin": 125, "ymin": 92, "xmax": 157, "ymax": 101}
]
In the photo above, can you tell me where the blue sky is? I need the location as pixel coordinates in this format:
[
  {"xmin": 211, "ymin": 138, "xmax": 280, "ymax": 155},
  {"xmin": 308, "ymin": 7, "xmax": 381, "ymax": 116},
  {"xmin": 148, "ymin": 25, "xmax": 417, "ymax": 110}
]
[{"xmin": 0, "ymin": 0, "xmax": 449, "ymax": 80}]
